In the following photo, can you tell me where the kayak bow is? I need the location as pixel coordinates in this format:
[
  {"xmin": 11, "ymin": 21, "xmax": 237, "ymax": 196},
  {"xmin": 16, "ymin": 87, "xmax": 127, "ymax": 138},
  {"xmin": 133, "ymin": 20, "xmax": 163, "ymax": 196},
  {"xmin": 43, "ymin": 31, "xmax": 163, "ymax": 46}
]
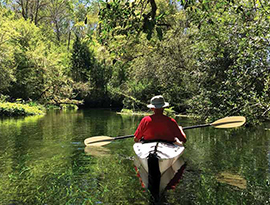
[{"xmin": 133, "ymin": 141, "xmax": 185, "ymax": 199}]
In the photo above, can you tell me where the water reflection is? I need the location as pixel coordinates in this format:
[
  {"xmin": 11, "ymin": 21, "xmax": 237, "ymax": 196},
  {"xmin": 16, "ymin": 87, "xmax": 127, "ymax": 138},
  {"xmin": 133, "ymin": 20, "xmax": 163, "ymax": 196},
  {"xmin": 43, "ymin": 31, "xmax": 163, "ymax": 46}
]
[
  {"xmin": 84, "ymin": 146, "xmax": 111, "ymax": 157},
  {"xmin": 0, "ymin": 110, "xmax": 270, "ymax": 204},
  {"xmin": 216, "ymin": 172, "xmax": 247, "ymax": 189},
  {"xmin": 134, "ymin": 155, "xmax": 187, "ymax": 204}
]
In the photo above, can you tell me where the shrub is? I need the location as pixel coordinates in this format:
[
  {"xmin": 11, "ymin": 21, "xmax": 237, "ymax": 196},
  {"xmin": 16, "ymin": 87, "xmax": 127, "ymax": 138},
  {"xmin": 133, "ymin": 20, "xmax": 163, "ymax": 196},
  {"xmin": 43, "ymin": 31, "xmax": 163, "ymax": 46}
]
[{"xmin": 0, "ymin": 102, "xmax": 45, "ymax": 116}]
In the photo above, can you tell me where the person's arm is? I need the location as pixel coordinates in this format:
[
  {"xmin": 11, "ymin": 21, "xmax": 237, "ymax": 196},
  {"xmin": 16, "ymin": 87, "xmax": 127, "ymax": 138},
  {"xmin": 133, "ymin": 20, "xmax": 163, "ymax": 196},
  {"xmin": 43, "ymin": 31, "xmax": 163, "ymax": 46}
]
[
  {"xmin": 171, "ymin": 118, "xmax": 187, "ymax": 143},
  {"xmin": 134, "ymin": 117, "xmax": 146, "ymax": 142},
  {"xmin": 178, "ymin": 126, "xmax": 186, "ymax": 143}
]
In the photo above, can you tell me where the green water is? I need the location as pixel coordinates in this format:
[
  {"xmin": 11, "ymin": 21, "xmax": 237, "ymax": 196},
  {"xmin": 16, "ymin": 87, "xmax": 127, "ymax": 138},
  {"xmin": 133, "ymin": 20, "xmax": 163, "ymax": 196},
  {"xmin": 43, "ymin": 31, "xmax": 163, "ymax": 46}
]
[{"xmin": 0, "ymin": 109, "xmax": 269, "ymax": 205}]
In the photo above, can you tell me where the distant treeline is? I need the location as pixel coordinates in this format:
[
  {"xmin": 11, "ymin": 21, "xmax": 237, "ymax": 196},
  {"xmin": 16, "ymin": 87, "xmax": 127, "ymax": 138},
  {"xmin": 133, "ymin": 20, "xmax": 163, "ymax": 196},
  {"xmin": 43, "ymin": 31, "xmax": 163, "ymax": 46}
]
[{"xmin": 0, "ymin": 0, "xmax": 269, "ymax": 124}]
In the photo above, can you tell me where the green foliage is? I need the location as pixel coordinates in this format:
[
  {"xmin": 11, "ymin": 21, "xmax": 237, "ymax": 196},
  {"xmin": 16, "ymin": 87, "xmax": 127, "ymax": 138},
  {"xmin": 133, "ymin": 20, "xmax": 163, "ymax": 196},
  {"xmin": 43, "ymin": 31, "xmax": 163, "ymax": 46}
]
[
  {"xmin": 125, "ymin": 16, "xmax": 195, "ymax": 112},
  {"xmin": 183, "ymin": 0, "xmax": 270, "ymax": 123},
  {"xmin": 164, "ymin": 107, "xmax": 176, "ymax": 118},
  {"xmin": 0, "ymin": 94, "xmax": 9, "ymax": 103},
  {"xmin": 1, "ymin": 0, "xmax": 270, "ymax": 124},
  {"xmin": 120, "ymin": 108, "xmax": 134, "ymax": 114},
  {"xmin": 70, "ymin": 36, "xmax": 113, "ymax": 106},
  {"xmin": 97, "ymin": 0, "xmax": 176, "ymax": 62},
  {"xmin": 60, "ymin": 104, "xmax": 78, "ymax": 110},
  {"xmin": 70, "ymin": 36, "xmax": 93, "ymax": 82},
  {"xmin": 98, "ymin": 0, "xmax": 141, "ymax": 42},
  {"xmin": 0, "ymin": 15, "xmax": 45, "ymax": 99},
  {"xmin": 0, "ymin": 7, "xmax": 83, "ymax": 107},
  {"xmin": 0, "ymin": 8, "xmax": 17, "ymax": 93},
  {"xmin": 0, "ymin": 102, "xmax": 45, "ymax": 116}
]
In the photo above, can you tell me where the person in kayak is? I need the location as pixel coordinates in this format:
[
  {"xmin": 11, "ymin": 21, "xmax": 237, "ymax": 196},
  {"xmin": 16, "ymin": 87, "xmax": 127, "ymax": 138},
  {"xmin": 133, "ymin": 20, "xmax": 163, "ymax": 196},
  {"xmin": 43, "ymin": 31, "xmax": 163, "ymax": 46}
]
[{"xmin": 134, "ymin": 95, "xmax": 186, "ymax": 145}]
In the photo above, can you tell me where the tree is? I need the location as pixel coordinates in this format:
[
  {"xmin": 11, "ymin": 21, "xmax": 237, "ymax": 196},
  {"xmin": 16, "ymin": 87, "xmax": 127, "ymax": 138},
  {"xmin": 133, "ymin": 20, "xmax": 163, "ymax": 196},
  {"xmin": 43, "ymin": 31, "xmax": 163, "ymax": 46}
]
[
  {"xmin": 0, "ymin": 8, "xmax": 17, "ymax": 93},
  {"xmin": 181, "ymin": 0, "xmax": 270, "ymax": 122},
  {"xmin": 13, "ymin": 0, "xmax": 48, "ymax": 25},
  {"xmin": 70, "ymin": 35, "xmax": 113, "ymax": 106},
  {"xmin": 70, "ymin": 36, "xmax": 94, "ymax": 82},
  {"xmin": 125, "ymin": 13, "xmax": 195, "ymax": 112},
  {"xmin": 0, "ymin": 7, "xmax": 80, "ymax": 105},
  {"xmin": 97, "ymin": 0, "xmax": 176, "ymax": 55},
  {"xmin": 96, "ymin": 0, "xmax": 183, "ymax": 108}
]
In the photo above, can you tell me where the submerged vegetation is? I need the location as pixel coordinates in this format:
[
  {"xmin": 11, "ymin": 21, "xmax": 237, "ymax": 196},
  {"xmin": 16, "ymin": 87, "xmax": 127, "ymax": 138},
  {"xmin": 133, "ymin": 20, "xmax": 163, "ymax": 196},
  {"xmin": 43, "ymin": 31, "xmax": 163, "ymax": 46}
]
[
  {"xmin": 1, "ymin": 110, "xmax": 270, "ymax": 204},
  {"xmin": 0, "ymin": 0, "xmax": 269, "ymax": 123}
]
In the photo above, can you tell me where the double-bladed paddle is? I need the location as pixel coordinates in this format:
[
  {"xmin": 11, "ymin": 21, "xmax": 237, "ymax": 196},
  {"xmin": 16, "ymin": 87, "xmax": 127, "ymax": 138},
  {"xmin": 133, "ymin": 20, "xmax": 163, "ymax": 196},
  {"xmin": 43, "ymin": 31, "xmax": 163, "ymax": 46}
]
[{"xmin": 84, "ymin": 116, "xmax": 246, "ymax": 147}]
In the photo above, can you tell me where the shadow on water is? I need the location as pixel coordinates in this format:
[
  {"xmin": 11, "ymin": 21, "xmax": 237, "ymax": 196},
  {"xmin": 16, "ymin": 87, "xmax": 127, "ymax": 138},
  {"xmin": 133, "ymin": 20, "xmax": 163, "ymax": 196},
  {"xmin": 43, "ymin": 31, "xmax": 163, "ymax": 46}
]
[{"xmin": 0, "ymin": 110, "xmax": 270, "ymax": 204}]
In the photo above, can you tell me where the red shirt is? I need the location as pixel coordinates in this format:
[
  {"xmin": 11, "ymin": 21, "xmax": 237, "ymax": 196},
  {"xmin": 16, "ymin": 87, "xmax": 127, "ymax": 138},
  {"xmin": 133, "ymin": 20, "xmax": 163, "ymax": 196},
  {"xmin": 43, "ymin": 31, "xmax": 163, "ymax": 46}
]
[{"xmin": 134, "ymin": 114, "xmax": 186, "ymax": 143}]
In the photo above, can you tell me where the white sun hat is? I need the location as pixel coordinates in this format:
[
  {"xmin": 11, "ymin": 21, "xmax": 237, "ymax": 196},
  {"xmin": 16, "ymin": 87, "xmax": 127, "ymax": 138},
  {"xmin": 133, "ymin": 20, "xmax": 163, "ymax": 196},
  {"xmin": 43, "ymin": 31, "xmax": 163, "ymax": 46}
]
[{"xmin": 147, "ymin": 95, "xmax": 169, "ymax": 109}]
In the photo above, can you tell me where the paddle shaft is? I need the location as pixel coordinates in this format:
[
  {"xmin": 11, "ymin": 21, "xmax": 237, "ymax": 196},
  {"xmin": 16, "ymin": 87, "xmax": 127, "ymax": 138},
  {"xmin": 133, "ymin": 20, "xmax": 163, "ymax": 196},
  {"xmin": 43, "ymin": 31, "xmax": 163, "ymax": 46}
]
[
  {"xmin": 87, "ymin": 135, "xmax": 134, "ymax": 144},
  {"xmin": 114, "ymin": 135, "xmax": 134, "ymax": 140},
  {"xmin": 182, "ymin": 124, "xmax": 211, "ymax": 130},
  {"xmin": 86, "ymin": 116, "xmax": 245, "ymax": 145},
  {"xmin": 86, "ymin": 125, "xmax": 209, "ymax": 144}
]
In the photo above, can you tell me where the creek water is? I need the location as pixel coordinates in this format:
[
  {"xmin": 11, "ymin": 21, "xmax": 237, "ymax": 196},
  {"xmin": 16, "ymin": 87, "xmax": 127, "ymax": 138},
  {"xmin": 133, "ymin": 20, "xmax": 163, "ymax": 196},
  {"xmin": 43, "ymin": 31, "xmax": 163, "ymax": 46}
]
[{"xmin": 0, "ymin": 109, "xmax": 269, "ymax": 205}]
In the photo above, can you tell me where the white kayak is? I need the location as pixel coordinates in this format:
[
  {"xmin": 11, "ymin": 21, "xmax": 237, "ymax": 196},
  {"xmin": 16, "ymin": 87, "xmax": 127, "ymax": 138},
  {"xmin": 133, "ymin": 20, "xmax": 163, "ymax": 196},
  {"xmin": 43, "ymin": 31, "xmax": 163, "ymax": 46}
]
[{"xmin": 133, "ymin": 141, "xmax": 185, "ymax": 197}]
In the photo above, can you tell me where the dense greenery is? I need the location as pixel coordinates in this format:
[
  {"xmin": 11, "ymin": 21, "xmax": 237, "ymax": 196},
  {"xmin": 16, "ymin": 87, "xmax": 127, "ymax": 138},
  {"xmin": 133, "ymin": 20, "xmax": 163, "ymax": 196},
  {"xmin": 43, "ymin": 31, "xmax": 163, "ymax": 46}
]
[
  {"xmin": 0, "ymin": 101, "xmax": 45, "ymax": 116},
  {"xmin": 0, "ymin": 0, "xmax": 269, "ymax": 123}
]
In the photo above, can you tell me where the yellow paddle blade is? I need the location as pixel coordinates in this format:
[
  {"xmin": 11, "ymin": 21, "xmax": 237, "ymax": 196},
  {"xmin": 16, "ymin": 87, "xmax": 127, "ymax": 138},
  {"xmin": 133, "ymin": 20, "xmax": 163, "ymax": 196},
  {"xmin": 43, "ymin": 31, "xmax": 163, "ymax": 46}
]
[
  {"xmin": 211, "ymin": 116, "xmax": 246, "ymax": 128},
  {"xmin": 84, "ymin": 136, "xmax": 113, "ymax": 147}
]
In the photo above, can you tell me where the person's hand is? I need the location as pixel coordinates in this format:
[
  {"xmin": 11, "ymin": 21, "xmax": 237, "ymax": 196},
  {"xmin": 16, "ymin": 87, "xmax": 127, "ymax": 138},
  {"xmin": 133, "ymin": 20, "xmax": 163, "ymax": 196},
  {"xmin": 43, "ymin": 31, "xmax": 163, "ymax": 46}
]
[
  {"xmin": 134, "ymin": 136, "xmax": 140, "ymax": 142},
  {"xmin": 174, "ymin": 137, "xmax": 183, "ymax": 146}
]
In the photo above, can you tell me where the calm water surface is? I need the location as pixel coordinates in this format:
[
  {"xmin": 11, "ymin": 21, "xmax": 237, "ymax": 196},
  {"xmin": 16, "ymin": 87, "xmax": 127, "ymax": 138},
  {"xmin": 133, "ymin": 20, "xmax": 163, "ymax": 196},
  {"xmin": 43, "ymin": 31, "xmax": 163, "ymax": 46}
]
[{"xmin": 0, "ymin": 109, "xmax": 270, "ymax": 205}]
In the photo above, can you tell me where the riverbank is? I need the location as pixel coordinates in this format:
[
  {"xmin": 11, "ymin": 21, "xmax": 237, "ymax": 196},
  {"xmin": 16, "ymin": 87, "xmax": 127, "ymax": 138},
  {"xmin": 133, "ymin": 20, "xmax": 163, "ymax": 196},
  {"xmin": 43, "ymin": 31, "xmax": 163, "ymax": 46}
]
[
  {"xmin": 117, "ymin": 108, "xmax": 191, "ymax": 118},
  {"xmin": 0, "ymin": 102, "xmax": 45, "ymax": 116},
  {"xmin": 0, "ymin": 99, "xmax": 81, "ymax": 117}
]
